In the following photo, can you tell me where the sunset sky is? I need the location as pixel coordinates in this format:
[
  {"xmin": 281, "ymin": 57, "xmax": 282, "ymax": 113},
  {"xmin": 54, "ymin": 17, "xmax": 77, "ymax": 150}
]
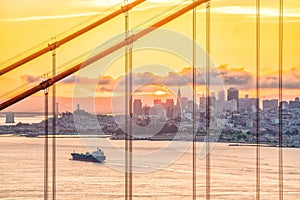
[{"xmin": 1, "ymin": 0, "xmax": 300, "ymax": 113}]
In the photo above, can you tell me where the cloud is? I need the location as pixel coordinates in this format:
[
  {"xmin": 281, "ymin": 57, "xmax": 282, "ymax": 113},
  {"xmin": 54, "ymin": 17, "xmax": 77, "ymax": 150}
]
[
  {"xmin": 96, "ymin": 67, "xmax": 225, "ymax": 94},
  {"xmin": 99, "ymin": 64, "xmax": 300, "ymax": 91},
  {"xmin": 261, "ymin": 76, "xmax": 278, "ymax": 88},
  {"xmin": 132, "ymin": 72, "xmax": 157, "ymax": 85},
  {"xmin": 61, "ymin": 75, "xmax": 114, "ymax": 85},
  {"xmin": 21, "ymin": 75, "xmax": 41, "ymax": 83},
  {"xmin": 261, "ymin": 64, "xmax": 300, "ymax": 89},
  {"xmin": 98, "ymin": 76, "xmax": 114, "ymax": 85},
  {"xmin": 218, "ymin": 65, "xmax": 254, "ymax": 89},
  {"xmin": 98, "ymin": 86, "xmax": 115, "ymax": 92},
  {"xmin": 60, "ymin": 75, "xmax": 78, "ymax": 84},
  {"xmin": 21, "ymin": 64, "xmax": 300, "ymax": 95},
  {"xmin": 218, "ymin": 64, "xmax": 300, "ymax": 90},
  {"xmin": 159, "ymin": 71, "xmax": 190, "ymax": 86}
]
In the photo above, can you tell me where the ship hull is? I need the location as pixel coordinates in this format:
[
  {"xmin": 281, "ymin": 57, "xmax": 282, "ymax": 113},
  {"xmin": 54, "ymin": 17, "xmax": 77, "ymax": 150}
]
[{"xmin": 71, "ymin": 153, "xmax": 106, "ymax": 163}]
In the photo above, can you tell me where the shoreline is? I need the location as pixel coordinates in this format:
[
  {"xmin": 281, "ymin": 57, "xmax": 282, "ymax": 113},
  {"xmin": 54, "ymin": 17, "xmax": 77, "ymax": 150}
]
[{"xmin": 1, "ymin": 133, "xmax": 299, "ymax": 149}]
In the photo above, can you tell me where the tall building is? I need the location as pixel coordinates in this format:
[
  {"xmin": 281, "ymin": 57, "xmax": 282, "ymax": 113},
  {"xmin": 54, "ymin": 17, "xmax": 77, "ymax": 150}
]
[
  {"xmin": 187, "ymin": 99, "xmax": 197, "ymax": 113},
  {"xmin": 176, "ymin": 87, "xmax": 181, "ymax": 107},
  {"xmin": 280, "ymin": 101, "xmax": 288, "ymax": 110},
  {"xmin": 200, "ymin": 95, "xmax": 216, "ymax": 108},
  {"xmin": 209, "ymin": 94, "xmax": 216, "ymax": 107},
  {"xmin": 239, "ymin": 94, "xmax": 258, "ymax": 111},
  {"xmin": 199, "ymin": 96, "xmax": 207, "ymax": 112},
  {"xmin": 74, "ymin": 104, "xmax": 90, "ymax": 116},
  {"xmin": 143, "ymin": 105, "xmax": 150, "ymax": 116},
  {"xmin": 199, "ymin": 96, "xmax": 206, "ymax": 106},
  {"xmin": 154, "ymin": 99, "xmax": 162, "ymax": 106},
  {"xmin": 218, "ymin": 90, "xmax": 225, "ymax": 102},
  {"xmin": 174, "ymin": 88, "xmax": 182, "ymax": 118},
  {"xmin": 165, "ymin": 99, "xmax": 174, "ymax": 119},
  {"xmin": 5, "ymin": 112, "xmax": 14, "ymax": 123},
  {"xmin": 150, "ymin": 104, "xmax": 166, "ymax": 118},
  {"xmin": 227, "ymin": 87, "xmax": 239, "ymax": 108},
  {"xmin": 133, "ymin": 99, "xmax": 143, "ymax": 116},
  {"xmin": 165, "ymin": 99, "xmax": 174, "ymax": 108},
  {"xmin": 225, "ymin": 99, "xmax": 238, "ymax": 112},
  {"xmin": 263, "ymin": 99, "xmax": 278, "ymax": 111},
  {"xmin": 288, "ymin": 97, "xmax": 300, "ymax": 109},
  {"xmin": 181, "ymin": 97, "xmax": 188, "ymax": 111}
]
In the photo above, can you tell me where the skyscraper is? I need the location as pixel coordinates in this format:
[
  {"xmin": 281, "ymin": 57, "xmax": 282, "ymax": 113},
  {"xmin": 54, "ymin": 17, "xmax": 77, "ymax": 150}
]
[
  {"xmin": 165, "ymin": 99, "xmax": 174, "ymax": 119},
  {"xmin": 176, "ymin": 87, "xmax": 181, "ymax": 107},
  {"xmin": 199, "ymin": 96, "xmax": 206, "ymax": 106},
  {"xmin": 5, "ymin": 112, "xmax": 14, "ymax": 123},
  {"xmin": 175, "ymin": 88, "xmax": 181, "ymax": 118},
  {"xmin": 133, "ymin": 99, "xmax": 143, "ymax": 116},
  {"xmin": 154, "ymin": 99, "xmax": 162, "ymax": 106},
  {"xmin": 218, "ymin": 90, "xmax": 225, "ymax": 102},
  {"xmin": 263, "ymin": 99, "xmax": 278, "ymax": 111},
  {"xmin": 181, "ymin": 97, "xmax": 188, "ymax": 111},
  {"xmin": 227, "ymin": 87, "xmax": 239, "ymax": 108},
  {"xmin": 239, "ymin": 94, "xmax": 258, "ymax": 111}
]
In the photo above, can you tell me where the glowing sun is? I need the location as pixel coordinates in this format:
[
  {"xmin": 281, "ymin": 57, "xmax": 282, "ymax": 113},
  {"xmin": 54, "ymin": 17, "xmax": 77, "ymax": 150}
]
[{"xmin": 154, "ymin": 90, "xmax": 166, "ymax": 96}]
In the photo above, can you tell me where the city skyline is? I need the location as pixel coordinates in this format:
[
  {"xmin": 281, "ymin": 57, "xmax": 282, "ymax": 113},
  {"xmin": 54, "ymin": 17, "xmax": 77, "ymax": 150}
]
[
  {"xmin": 2, "ymin": 85, "xmax": 300, "ymax": 114},
  {"xmin": 132, "ymin": 87, "xmax": 300, "ymax": 116}
]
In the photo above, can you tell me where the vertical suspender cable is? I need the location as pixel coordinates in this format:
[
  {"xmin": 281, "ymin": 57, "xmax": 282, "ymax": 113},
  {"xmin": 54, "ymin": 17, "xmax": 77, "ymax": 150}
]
[
  {"xmin": 123, "ymin": 1, "xmax": 132, "ymax": 199},
  {"xmin": 124, "ymin": 4, "xmax": 129, "ymax": 200},
  {"xmin": 278, "ymin": 0, "xmax": 284, "ymax": 199},
  {"xmin": 44, "ymin": 77, "xmax": 49, "ymax": 200},
  {"xmin": 255, "ymin": 1, "xmax": 261, "ymax": 199},
  {"xmin": 205, "ymin": 1, "xmax": 211, "ymax": 199},
  {"xmin": 192, "ymin": 1, "xmax": 197, "ymax": 199},
  {"xmin": 128, "ymin": 44, "xmax": 133, "ymax": 200},
  {"xmin": 51, "ymin": 38, "xmax": 57, "ymax": 200}
]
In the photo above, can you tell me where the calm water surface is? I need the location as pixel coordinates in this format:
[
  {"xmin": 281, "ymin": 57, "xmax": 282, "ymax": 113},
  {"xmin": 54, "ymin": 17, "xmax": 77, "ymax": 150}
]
[{"xmin": 0, "ymin": 136, "xmax": 299, "ymax": 199}]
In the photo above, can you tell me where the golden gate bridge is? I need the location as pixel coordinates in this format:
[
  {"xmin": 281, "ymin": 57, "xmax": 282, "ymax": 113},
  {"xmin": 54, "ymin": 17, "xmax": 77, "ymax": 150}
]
[{"xmin": 0, "ymin": 0, "xmax": 285, "ymax": 199}]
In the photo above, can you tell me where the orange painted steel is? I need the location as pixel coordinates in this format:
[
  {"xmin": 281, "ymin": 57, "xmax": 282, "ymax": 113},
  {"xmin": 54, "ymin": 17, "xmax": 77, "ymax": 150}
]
[
  {"xmin": 0, "ymin": 0, "xmax": 208, "ymax": 111},
  {"xmin": 0, "ymin": 0, "xmax": 146, "ymax": 76}
]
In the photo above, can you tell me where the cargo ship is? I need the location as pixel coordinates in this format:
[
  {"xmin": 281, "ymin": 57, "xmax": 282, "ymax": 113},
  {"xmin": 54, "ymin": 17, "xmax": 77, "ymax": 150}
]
[{"xmin": 71, "ymin": 148, "xmax": 106, "ymax": 162}]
